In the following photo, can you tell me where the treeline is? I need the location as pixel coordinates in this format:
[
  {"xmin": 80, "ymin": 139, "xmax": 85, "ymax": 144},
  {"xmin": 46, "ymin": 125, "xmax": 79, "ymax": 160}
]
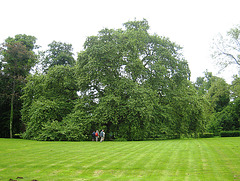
[{"xmin": 0, "ymin": 19, "xmax": 239, "ymax": 140}]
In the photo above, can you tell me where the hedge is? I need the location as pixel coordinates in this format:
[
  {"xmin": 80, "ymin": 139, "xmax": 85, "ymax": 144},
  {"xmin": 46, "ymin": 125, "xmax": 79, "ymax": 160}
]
[
  {"xmin": 200, "ymin": 133, "xmax": 214, "ymax": 138},
  {"xmin": 220, "ymin": 131, "xmax": 240, "ymax": 137}
]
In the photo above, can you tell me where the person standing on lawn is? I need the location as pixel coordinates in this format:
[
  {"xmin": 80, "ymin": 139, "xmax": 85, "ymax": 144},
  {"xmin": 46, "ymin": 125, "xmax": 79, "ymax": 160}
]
[
  {"xmin": 95, "ymin": 130, "xmax": 99, "ymax": 142},
  {"xmin": 100, "ymin": 130, "xmax": 105, "ymax": 142},
  {"xmin": 92, "ymin": 130, "xmax": 96, "ymax": 141}
]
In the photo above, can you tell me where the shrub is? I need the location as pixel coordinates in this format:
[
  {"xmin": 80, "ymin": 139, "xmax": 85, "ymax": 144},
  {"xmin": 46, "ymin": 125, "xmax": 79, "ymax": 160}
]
[
  {"xmin": 220, "ymin": 131, "xmax": 240, "ymax": 137},
  {"xmin": 13, "ymin": 133, "xmax": 22, "ymax": 139},
  {"xmin": 36, "ymin": 117, "xmax": 91, "ymax": 141},
  {"xmin": 200, "ymin": 133, "xmax": 214, "ymax": 138},
  {"xmin": 37, "ymin": 121, "xmax": 64, "ymax": 141}
]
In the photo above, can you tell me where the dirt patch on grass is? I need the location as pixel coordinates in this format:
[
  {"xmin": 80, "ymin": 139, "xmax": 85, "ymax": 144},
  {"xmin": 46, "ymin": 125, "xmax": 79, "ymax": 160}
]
[
  {"xmin": 76, "ymin": 170, "xmax": 83, "ymax": 174},
  {"xmin": 50, "ymin": 170, "xmax": 62, "ymax": 175},
  {"xmin": 34, "ymin": 170, "xmax": 41, "ymax": 173},
  {"xmin": 234, "ymin": 175, "xmax": 240, "ymax": 180},
  {"xmin": 94, "ymin": 170, "xmax": 103, "ymax": 177}
]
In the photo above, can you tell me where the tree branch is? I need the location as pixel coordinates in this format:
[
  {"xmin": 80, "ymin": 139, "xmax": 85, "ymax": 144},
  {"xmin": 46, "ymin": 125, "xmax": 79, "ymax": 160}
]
[{"xmin": 221, "ymin": 51, "xmax": 240, "ymax": 66}]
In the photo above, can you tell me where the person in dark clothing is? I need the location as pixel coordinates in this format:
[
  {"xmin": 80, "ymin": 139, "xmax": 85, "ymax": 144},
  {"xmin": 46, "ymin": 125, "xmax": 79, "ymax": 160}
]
[{"xmin": 92, "ymin": 131, "xmax": 96, "ymax": 141}]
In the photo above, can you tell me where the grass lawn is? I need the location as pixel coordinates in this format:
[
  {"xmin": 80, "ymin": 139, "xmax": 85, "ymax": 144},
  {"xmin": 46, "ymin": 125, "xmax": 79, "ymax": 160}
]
[{"xmin": 0, "ymin": 138, "xmax": 240, "ymax": 181}]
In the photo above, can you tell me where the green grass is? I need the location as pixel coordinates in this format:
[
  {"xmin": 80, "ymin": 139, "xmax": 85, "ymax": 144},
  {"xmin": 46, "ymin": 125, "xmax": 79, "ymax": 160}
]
[{"xmin": 1, "ymin": 138, "xmax": 240, "ymax": 181}]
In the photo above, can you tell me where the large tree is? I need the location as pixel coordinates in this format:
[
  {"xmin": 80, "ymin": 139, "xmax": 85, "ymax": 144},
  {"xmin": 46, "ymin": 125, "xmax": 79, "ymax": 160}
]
[
  {"xmin": 76, "ymin": 19, "xmax": 203, "ymax": 140},
  {"xmin": 0, "ymin": 34, "xmax": 37, "ymax": 138}
]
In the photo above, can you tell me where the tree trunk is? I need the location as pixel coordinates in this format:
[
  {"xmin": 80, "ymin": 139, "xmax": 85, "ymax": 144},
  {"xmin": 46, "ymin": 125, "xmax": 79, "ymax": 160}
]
[
  {"xmin": 10, "ymin": 79, "xmax": 15, "ymax": 139},
  {"xmin": 10, "ymin": 93, "xmax": 14, "ymax": 138}
]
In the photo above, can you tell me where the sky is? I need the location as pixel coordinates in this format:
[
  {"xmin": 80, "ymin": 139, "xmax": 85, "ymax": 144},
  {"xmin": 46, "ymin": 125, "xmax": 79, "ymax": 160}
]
[{"xmin": 1, "ymin": 0, "xmax": 240, "ymax": 83}]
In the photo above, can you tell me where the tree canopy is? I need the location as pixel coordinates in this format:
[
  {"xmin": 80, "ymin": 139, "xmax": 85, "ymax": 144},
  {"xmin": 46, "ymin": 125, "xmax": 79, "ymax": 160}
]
[{"xmin": 40, "ymin": 41, "xmax": 75, "ymax": 72}]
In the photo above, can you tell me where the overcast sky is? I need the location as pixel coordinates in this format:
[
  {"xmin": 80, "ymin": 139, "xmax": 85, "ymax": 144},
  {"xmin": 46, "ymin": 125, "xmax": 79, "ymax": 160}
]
[{"xmin": 1, "ymin": 0, "xmax": 240, "ymax": 83}]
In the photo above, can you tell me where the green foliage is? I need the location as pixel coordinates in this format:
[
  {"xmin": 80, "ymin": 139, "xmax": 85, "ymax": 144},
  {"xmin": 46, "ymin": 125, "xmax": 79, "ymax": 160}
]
[
  {"xmin": 37, "ymin": 118, "xmax": 87, "ymax": 141},
  {"xmin": 22, "ymin": 98, "xmax": 61, "ymax": 139},
  {"xmin": 206, "ymin": 115, "xmax": 222, "ymax": 136},
  {"xmin": 166, "ymin": 80, "xmax": 207, "ymax": 137},
  {"xmin": 21, "ymin": 66, "xmax": 78, "ymax": 140},
  {"xmin": 214, "ymin": 98, "xmax": 240, "ymax": 131},
  {"xmin": 231, "ymin": 75, "xmax": 240, "ymax": 100},
  {"xmin": 220, "ymin": 131, "xmax": 240, "ymax": 137},
  {"xmin": 206, "ymin": 78, "xmax": 230, "ymax": 112},
  {"xmin": 62, "ymin": 109, "xmax": 92, "ymax": 141},
  {"xmin": 28, "ymin": 107, "xmax": 91, "ymax": 141},
  {"xmin": 204, "ymin": 95, "xmax": 240, "ymax": 136},
  {"xmin": 195, "ymin": 72, "xmax": 230, "ymax": 113},
  {"xmin": 37, "ymin": 120, "xmax": 64, "ymax": 141},
  {"xmin": 40, "ymin": 41, "xmax": 75, "ymax": 72},
  {"xmin": 194, "ymin": 71, "xmax": 213, "ymax": 95},
  {"xmin": 5, "ymin": 34, "xmax": 38, "ymax": 51},
  {"xmin": 92, "ymin": 79, "xmax": 159, "ymax": 140}
]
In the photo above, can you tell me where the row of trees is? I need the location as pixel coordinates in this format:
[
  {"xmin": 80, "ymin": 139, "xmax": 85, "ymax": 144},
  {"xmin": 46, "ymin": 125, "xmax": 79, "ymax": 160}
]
[
  {"xmin": 1, "ymin": 19, "xmax": 239, "ymax": 140},
  {"xmin": 195, "ymin": 72, "xmax": 240, "ymax": 135}
]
